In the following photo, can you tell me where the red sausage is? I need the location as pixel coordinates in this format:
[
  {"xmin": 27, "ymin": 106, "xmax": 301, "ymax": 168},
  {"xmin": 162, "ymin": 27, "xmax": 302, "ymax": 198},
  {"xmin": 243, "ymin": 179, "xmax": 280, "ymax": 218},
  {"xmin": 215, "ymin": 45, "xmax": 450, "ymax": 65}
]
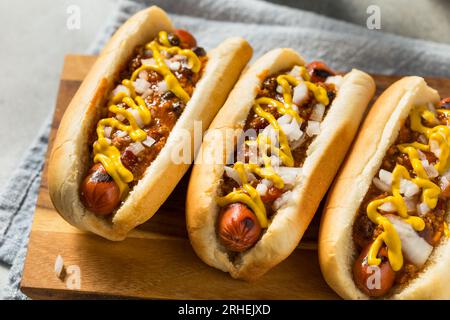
[
  {"xmin": 306, "ymin": 61, "xmax": 336, "ymax": 83},
  {"xmin": 80, "ymin": 163, "xmax": 121, "ymax": 215},
  {"xmin": 353, "ymin": 243, "xmax": 396, "ymax": 297},
  {"xmin": 218, "ymin": 203, "xmax": 262, "ymax": 252},
  {"xmin": 174, "ymin": 29, "xmax": 197, "ymax": 49}
]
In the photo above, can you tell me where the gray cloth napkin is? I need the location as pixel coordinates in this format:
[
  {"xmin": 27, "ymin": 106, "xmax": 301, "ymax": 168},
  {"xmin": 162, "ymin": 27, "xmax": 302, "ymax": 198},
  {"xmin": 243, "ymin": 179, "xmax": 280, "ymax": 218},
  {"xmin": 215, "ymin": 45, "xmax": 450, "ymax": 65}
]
[{"xmin": 2, "ymin": 0, "xmax": 450, "ymax": 299}]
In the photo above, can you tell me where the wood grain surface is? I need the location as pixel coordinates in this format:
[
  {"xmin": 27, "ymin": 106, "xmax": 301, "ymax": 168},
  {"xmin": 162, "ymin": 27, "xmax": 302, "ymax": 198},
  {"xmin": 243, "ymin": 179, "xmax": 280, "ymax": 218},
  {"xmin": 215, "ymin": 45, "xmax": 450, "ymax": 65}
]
[{"xmin": 20, "ymin": 55, "xmax": 450, "ymax": 299}]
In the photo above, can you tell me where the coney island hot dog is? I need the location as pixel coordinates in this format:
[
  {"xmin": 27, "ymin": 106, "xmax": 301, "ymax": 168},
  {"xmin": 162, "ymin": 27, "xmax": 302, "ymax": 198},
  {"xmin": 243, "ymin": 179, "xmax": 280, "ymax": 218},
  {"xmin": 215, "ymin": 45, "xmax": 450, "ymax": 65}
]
[
  {"xmin": 186, "ymin": 48, "xmax": 375, "ymax": 280},
  {"xmin": 48, "ymin": 6, "xmax": 252, "ymax": 240},
  {"xmin": 319, "ymin": 77, "xmax": 450, "ymax": 299}
]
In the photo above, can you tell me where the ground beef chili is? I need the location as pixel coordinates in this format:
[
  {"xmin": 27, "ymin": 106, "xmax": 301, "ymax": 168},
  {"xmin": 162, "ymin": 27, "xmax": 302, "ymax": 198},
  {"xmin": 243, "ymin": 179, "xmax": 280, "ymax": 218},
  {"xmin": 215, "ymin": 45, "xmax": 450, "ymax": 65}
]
[
  {"xmin": 352, "ymin": 110, "xmax": 450, "ymax": 290},
  {"xmin": 90, "ymin": 32, "xmax": 207, "ymax": 188},
  {"xmin": 220, "ymin": 68, "xmax": 338, "ymax": 217}
]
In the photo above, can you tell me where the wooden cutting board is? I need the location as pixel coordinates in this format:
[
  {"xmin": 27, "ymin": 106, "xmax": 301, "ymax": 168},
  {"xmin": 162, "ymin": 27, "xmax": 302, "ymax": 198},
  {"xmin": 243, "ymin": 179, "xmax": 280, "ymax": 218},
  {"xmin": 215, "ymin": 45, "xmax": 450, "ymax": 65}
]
[{"xmin": 20, "ymin": 55, "xmax": 450, "ymax": 299}]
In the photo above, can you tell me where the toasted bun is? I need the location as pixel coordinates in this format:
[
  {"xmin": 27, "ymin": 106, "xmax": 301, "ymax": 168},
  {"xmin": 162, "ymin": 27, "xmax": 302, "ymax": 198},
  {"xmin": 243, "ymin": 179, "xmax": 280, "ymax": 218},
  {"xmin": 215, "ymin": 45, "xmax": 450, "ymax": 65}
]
[
  {"xmin": 186, "ymin": 48, "xmax": 376, "ymax": 280},
  {"xmin": 318, "ymin": 76, "xmax": 450, "ymax": 299},
  {"xmin": 48, "ymin": 6, "xmax": 252, "ymax": 240}
]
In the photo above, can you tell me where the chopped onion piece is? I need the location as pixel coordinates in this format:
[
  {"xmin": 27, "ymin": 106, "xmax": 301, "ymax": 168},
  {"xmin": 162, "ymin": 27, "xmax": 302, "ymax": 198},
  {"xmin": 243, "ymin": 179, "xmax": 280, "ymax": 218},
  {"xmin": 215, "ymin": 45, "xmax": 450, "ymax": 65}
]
[
  {"xmin": 290, "ymin": 135, "xmax": 306, "ymax": 150},
  {"xmin": 417, "ymin": 135, "xmax": 428, "ymax": 144},
  {"xmin": 400, "ymin": 179, "xmax": 420, "ymax": 197},
  {"xmin": 325, "ymin": 75, "xmax": 344, "ymax": 90},
  {"xmin": 157, "ymin": 80, "xmax": 168, "ymax": 94},
  {"xmin": 379, "ymin": 169, "xmax": 392, "ymax": 186},
  {"xmin": 421, "ymin": 160, "xmax": 439, "ymax": 178},
  {"xmin": 373, "ymin": 177, "xmax": 390, "ymax": 192},
  {"xmin": 128, "ymin": 108, "xmax": 144, "ymax": 127},
  {"xmin": 115, "ymin": 130, "xmax": 128, "ymax": 138},
  {"xmin": 256, "ymin": 183, "xmax": 268, "ymax": 196},
  {"xmin": 142, "ymin": 136, "xmax": 156, "ymax": 147},
  {"xmin": 429, "ymin": 139, "xmax": 441, "ymax": 158},
  {"xmin": 386, "ymin": 215, "xmax": 433, "ymax": 268},
  {"xmin": 112, "ymin": 84, "xmax": 129, "ymax": 97},
  {"xmin": 134, "ymin": 78, "xmax": 150, "ymax": 94},
  {"xmin": 306, "ymin": 121, "xmax": 321, "ymax": 136},
  {"xmin": 116, "ymin": 113, "xmax": 125, "ymax": 122},
  {"xmin": 224, "ymin": 166, "xmax": 241, "ymax": 185},
  {"xmin": 288, "ymin": 65, "xmax": 303, "ymax": 80},
  {"xmin": 261, "ymin": 179, "xmax": 273, "ymax": 188},
  {"xmin": 404, "ymin": 197, "xmax": 417, "ymax": 212},
  {"xmin": 275, "ymin": 167, "xmax": 302, "ymax": 185},
  {"xmin": 276, "ymin": 85, "xmax": 283, "ymax": 94},
  {"xmin": 138, "ymin": 69, "xmax": 148, "ymax": 80},
  {"xmin": 310, "ymin": 103, "xmax": 325, "ymax": 122},
  {"xmin": 417, "ymin": 202, "xmax": 430, "ymax": 216},
  {"xmin": 277, "ymin": 114, "xmax": 292, "ymax": 125},
  {"xmin": 417, "ymin": 149, "xmax": 427, "ymax": 160},
  {"xmin": 169, "ymin": 61, "xmax": 181, "ymax": 71},
  {"xmin": 141, "ymin": 58, "xmax": 155, "ymax": 66},
  {"xmin": 292, "ymin": 81, "xmax": 308, "ymax": 105},
  {"xmin": 141, "ymin": 88, "xmax": 153, "ymax": 99},
  {"xmin": 103, "ymin": 126, "xmax": 112, "ymax": 138},
  {"xmin": 128, "ymin": 141, "xmax": 145, "ymax": 155},
  {"xmin": 104, "ymin": 138, "xmax": 112, "ymax": 145},
  {"xmin": 378, "ymin": 201, "xmax": 396, "ymax": 212},
  {"xmin": 440, "ymin": 176, "xmax": 450, "ymax": 192}
]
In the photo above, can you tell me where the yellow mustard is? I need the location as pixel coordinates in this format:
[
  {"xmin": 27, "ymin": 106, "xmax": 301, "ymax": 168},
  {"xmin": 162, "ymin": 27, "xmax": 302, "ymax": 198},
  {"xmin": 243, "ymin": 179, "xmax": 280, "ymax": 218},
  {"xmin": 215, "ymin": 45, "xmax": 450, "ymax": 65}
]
[
  {"xmin": 217, "ymin": 66, "xmax": 331, "ymax": 228},
  {"xmin": 367, "ymin": 105, "xmax": 450, "ymax": 271},
  {"xmin": 93, "ymin": 31, "xmax": 201, "ymax": 198}
]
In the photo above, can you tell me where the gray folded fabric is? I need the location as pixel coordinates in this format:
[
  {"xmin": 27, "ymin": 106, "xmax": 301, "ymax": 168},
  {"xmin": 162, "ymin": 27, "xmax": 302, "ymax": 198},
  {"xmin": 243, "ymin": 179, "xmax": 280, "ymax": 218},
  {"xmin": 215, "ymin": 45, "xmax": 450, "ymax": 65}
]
[{"xmin": 1, "ymin": 0, "xmax": 450, "ymax": 299}]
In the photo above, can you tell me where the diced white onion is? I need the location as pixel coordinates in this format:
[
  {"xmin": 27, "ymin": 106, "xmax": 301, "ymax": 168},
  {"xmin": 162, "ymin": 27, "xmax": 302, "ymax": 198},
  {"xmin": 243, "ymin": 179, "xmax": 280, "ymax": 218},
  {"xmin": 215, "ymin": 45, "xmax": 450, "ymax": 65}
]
[
  {"xmin": 142, "ymin": 136, "xmax": 156, "ymax": 147},
  {"xmin": 261, "ymin": 178, "xmax": 273, "ymax": 188},
  {"xmin": 169, "ymin": 61, "xmax": 181, "ymax": 71},
  {"xmin": 138, "ymin": 69, "xmax": 148, "ymax": 80},
  {"xmin": 400, "ymin": 179, "xmax": 420, "ymax": 197},
  {"xmin": 276, "ymin": 85, "xmax": 283, "ymax": 94},
  {"xmin": 292, "ymin": 81, "xmax": 308, "ymax": 105},
  {"xmin": 421, "ymin": 159, "xmax": 439, "ymax": 178},
  {"xmin": 440, "ymin": 176, "xmax": 450, "ymax": 192},
  {"xmin": 418, "ymin": 135, "xmax": 428, "ymax": 144},
  {"xmin": 115, "ymin": 130, "xmax": 128, "ymax": 138},
  {"xmin": 290, "ymin": 135, "xmax": 307, "ymax": 150},
  {"xmin": 128, "ymin": 141, "xmax": 145, "ymax": 155},
  {"xmin": 417, "ymin": 202, "xmax": 430, "ymax": 216},
  {"xmin": 275, "ymin": 167, "xmax": 303, "ymax": 185},
  {"xmin": 378, "ymin": 201, "xmax": 396, "ymax": 212},
  {"xmin": 116, "ymin": 113, "xmax": 125, "ymax": 122},
  {"xmin": 417, "ymin": 149, "xmax": 427, "ymax": 160},
  {"xmin": 128, "ymin": 108, "xmax": 144, "ymax": 128},
  {"xmin": 157, "ymin": 80, "xmax": 168, "ymax": 94},
  {"xmin": 288, "ymin": 65, "xmax": 303, "ymax": 80},
  {"xmin": 104, "ymin": 138, "xmax": 112, "ymax": 145},
  {"xmin": 325, "ymin": 75, "xmax": 344, "ymax": 90},
  {"xmin": 141, "ymin": 58, "xmax": 155, "ymax": 66},
  {"xmin": 224, "ymin": 166, "xmax": 241, "ymax": 185},
  {"xmin": 373, "ymin": 177, "xmax": 390, "ymax": 192},
  {"xmin": 103, "ymin": 126, "xmax": 112, "ymax": 138},
  {"xmin": 291, "ymin": 104, "xmax": 299, "ymax": 113},
  {"xmin": 270, "ymin": 156, "xmax": 281, "ymax": 168},
  {"xmin": 386, "ymin": 215, "xmax": 433, "ymax": 268},
  {"xmin": 247, "ymin": 172, "xmax": 257, "ymax": 182},
  {"xmin": 273, "ymin": 190, "xmax": 292, "ymax": 211},
  {"xmin": 404, "ymin": 197, "xmax": 417, "ymax": 212},
  {"xmin": 310, "ymin": 103, "xmax": 325, "ymax": 122},
  {"xmin": 429, "ymin": 139, "xmax": 441, "ymax": 158},
  {"xmin": 277, "ymin": 114, "xmax": 292, "ymax": 125},
  {"xmin": 112, "ymin": 84, "xmax": 130, "ymax": 97},
  {"xmin": 133, "ymin": 78, "xmax": 151, "ymax": 94},
  {"xmin": 141, "ymin": 88, "xmax": 153, "ymax": 99},
  {"xmin": 256, "ymin": 183, "xmax": 268, "ymax": 196},
  {"xmin": 281, "ymin": 118, "xmax": 303, "ymax": 142},
  {"xmin": 379, "ymin": 169, "xmax": 392, "ymax": 186},
  {"xmin": 306, "ymin": 120, "xmax": 321, "ymax": 136}
]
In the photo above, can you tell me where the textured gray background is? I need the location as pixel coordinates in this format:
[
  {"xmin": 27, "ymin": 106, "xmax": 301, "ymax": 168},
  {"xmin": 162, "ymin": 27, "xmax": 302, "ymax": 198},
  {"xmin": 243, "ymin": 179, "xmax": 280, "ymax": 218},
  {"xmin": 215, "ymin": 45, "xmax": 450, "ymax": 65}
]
[{"xmin": 0, "ymin": 0, "xmax": 448, "ymax": 296}]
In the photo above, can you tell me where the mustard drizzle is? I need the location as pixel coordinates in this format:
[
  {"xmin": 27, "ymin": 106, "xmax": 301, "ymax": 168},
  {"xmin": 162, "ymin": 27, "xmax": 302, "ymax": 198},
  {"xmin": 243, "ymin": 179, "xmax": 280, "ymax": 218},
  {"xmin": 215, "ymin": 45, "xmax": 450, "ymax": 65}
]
[
  {"xmin": 93, "ymin": 31, "xmax": 201, "ymax": 198},
  {"xmin": 367, "ymin": 105, "xmax": 450, "ymax": 271},
  {"xmin": 217, "ymin": 67, "xmax": 331, "ymax": 228}
]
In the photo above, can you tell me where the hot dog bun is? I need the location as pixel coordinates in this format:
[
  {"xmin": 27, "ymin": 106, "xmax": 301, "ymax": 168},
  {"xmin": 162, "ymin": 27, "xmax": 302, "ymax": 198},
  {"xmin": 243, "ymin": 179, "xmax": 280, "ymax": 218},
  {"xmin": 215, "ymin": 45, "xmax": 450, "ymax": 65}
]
[
  {"xmin": 48, "ymin": 6, "xmax": 252, "ymax": 240},
  {"xmin": 186, "ymin": 48, "xmax": 375, "ymax": 280},
  {"xmin": 318, "ymin": 76, "xmax": 450, "ymax": 299}
]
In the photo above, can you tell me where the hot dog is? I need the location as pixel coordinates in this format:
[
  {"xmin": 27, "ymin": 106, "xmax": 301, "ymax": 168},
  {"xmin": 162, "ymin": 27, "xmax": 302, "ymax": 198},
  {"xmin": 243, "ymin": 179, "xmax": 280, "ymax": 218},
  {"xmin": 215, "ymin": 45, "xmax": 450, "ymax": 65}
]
[
  {"xmin": 48, "ymin": 6, "xmax": 252, "ymax": 240},
  {"xmin": 186, "ymin": 48, "xmax": 375, "ymax": 280},
  {"xmin": 319, "ymin": 77, "xmax": 450, "ymax": 299}
]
